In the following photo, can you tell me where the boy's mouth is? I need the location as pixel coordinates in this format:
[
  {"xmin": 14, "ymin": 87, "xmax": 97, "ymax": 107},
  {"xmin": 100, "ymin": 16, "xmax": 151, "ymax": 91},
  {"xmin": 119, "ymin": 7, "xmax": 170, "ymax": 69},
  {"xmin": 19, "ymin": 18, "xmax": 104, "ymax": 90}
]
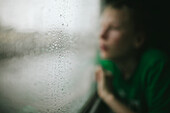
[{"xmin": 100, "ymin": 44, "xmax": 108, "ymax": 51}]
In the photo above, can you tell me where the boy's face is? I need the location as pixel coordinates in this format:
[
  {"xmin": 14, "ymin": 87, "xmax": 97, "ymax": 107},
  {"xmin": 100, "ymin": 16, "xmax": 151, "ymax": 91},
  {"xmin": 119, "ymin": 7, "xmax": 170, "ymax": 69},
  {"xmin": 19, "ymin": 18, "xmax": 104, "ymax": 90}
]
[{"xmin": 99, "ymin": 6, "xmax": 138, "ymax": 60}]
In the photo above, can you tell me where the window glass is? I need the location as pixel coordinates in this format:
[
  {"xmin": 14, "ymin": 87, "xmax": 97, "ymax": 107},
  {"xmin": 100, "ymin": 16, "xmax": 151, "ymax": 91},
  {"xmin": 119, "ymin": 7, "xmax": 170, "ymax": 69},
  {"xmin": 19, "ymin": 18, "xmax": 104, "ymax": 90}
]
[{"xmin": 0, "ymin": 0, "xmax": 100, "ymax": 113}]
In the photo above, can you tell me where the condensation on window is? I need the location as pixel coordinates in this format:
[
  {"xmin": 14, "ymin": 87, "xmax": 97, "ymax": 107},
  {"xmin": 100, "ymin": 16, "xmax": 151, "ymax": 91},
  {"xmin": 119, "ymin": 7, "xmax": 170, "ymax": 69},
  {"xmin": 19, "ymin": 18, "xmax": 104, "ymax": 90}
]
[{"xmin": 0, "ymin": 0, "xmax": 100, "ymax": 113}]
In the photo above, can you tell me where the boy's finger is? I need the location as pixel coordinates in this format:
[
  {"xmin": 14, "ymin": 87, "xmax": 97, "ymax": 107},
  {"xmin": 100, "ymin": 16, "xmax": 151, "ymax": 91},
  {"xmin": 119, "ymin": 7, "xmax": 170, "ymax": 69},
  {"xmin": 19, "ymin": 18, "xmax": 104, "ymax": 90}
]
[
  {"xmin": 101, "ymin": 67, "xmax": 112, "ymax": 77},
  {"xmin": 105, "ymin": 70, "xmax": 112, "ymax": 77},
  {"xmin": 95, "ymin": 66, "xmax": 102, "ymax": 82}
]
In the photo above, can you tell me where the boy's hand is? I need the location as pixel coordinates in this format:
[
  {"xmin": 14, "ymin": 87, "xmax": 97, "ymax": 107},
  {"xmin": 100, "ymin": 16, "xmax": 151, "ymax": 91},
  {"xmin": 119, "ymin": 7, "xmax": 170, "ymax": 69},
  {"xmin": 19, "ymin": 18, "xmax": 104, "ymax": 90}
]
[{"xmin": 95, "ymin": 66, "xmax": 114, "ymax": 101}]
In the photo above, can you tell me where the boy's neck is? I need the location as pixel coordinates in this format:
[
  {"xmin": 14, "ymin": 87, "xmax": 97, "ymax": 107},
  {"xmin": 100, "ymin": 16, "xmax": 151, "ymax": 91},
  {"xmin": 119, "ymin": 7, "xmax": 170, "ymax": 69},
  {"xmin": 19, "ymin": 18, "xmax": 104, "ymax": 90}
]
[{"xmin": 112, "ymin": 53, "xmax": 139, "ymax": 80}]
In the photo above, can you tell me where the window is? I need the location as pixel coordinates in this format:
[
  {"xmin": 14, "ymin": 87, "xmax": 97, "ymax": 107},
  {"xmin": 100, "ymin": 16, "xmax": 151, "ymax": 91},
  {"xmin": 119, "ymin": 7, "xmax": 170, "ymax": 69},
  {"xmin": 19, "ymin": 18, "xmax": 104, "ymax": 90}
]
[{"xmin": 0, "ymin": 0, "xmax": 100, "ymax": 113}]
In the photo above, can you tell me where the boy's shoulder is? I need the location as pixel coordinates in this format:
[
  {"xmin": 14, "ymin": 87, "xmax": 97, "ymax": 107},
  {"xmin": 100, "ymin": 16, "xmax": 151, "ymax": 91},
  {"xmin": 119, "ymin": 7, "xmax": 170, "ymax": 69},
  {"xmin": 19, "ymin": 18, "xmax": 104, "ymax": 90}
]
[{"xmin": 140, "ymin": 48, "xmax": 168, "ymax": 67}]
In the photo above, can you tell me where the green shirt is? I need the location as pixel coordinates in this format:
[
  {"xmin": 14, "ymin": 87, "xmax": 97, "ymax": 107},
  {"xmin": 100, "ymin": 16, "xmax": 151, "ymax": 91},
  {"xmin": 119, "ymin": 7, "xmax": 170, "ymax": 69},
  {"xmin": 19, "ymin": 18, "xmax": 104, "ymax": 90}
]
[{"xmin": 96, "ymin": 48, "xmax": 170, "ymax": 113}]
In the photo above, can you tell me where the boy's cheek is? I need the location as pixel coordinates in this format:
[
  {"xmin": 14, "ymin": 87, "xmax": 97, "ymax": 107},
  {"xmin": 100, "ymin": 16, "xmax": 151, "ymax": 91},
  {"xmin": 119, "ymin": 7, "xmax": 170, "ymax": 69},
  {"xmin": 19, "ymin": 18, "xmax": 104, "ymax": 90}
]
[{"xmin": 109, "ymin": 32, "xmax": 122, "ymax": 46}]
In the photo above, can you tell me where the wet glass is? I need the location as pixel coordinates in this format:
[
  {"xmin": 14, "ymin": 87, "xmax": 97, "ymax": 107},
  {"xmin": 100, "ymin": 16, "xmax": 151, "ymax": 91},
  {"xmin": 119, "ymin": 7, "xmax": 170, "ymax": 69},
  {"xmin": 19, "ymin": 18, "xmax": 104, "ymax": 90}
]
[{"xmin": 0, "ymin": 0, "xmax": 100, "ymax": 113}]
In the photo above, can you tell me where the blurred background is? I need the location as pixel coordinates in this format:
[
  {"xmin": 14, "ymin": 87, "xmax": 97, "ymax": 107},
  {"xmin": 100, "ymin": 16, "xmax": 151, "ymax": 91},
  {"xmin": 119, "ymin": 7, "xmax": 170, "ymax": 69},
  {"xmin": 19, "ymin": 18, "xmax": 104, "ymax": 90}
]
[{"xmin": 0, "ymin": 0, "xmax": 169, "ymax": 113}]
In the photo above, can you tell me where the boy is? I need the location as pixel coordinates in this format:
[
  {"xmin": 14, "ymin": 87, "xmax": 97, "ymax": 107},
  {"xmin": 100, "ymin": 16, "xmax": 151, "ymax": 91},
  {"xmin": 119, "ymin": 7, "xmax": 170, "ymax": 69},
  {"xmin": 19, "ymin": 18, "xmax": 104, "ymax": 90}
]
[{"xmin": 95, "ymin": 1, "xmax": 170, "ymax": 113}]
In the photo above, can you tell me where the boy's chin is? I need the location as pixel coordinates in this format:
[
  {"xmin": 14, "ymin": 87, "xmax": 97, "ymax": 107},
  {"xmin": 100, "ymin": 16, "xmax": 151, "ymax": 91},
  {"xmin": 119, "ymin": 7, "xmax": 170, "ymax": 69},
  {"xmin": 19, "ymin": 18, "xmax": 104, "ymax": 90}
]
[
  {"xmin": 100, "ymin": 52, "xmax": 111, "ymax": 60},
  {"xmin": 100, "ymin": 52, "xmax": 119, "ymax": 60}
]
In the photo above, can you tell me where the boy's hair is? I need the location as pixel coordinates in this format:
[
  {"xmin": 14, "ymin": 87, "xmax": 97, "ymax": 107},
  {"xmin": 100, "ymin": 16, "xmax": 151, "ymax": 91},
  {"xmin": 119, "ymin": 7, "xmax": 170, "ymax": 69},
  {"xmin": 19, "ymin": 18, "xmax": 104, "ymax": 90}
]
[{"xmin": 101, "ymin": 0, "xmax": 146, "ymax": 34}]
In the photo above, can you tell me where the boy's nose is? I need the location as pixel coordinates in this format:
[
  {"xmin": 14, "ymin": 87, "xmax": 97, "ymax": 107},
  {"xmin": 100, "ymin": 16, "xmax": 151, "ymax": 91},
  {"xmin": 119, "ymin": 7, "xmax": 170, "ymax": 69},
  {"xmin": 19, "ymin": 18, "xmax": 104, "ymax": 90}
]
[{"xmin": 100, "ymin": 28, "xmax": 108, "ymax": 40}]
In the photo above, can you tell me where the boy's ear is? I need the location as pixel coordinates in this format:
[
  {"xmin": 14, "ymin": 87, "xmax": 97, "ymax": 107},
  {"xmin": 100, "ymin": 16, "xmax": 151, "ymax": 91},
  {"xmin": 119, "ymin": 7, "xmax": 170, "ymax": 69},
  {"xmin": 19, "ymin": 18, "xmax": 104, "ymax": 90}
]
[{"xmin": 134, "ymin": 32, "xmax": 145, "ymax": 49}]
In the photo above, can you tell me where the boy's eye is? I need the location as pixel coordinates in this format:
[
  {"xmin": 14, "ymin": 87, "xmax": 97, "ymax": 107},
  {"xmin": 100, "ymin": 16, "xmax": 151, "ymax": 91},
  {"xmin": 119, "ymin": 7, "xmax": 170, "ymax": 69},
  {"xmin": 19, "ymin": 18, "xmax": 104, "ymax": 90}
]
[{"xmin": 109, "ymin": 26, "xmax": 120, "ymax": 30}]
